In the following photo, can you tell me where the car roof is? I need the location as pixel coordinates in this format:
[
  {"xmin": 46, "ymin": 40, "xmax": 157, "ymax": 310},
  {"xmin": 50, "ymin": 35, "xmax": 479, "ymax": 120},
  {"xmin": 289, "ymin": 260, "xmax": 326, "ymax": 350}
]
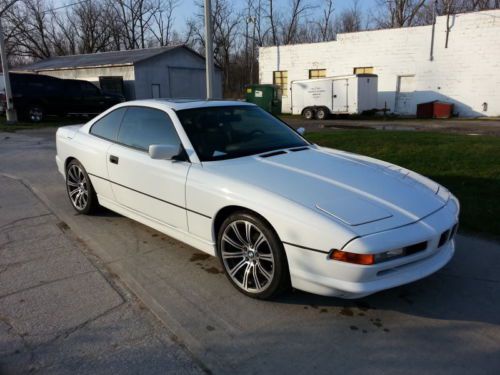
[{"xmin": 120, "ymin": 99, "xmax": 256, "ymax": 111}]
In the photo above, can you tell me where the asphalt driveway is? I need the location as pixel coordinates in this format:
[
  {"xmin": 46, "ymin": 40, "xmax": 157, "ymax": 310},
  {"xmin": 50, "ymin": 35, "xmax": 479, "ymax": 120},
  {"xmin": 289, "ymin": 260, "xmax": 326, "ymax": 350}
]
[{"xmin": 1, "ymin": 128, "xmax": 499, "ymax": 374}]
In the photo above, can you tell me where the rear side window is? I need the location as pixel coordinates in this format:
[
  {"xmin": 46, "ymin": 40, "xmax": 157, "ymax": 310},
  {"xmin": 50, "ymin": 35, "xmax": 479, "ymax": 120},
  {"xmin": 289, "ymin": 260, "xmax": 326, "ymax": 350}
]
[
  {"xmin": 90, "ymin": 108, "xmax": 126, "ymax": 141},
  {"xmin": 117, "ymin": 107, "xmax": 180, "ymax": 151}
]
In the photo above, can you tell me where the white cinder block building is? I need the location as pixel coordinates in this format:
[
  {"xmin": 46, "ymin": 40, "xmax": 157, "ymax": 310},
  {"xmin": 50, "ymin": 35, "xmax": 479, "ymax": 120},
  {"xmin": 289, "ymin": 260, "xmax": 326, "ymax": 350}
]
[{"xmin": 259, "ymin": 9, "xmax": 500, "ymax": 117}]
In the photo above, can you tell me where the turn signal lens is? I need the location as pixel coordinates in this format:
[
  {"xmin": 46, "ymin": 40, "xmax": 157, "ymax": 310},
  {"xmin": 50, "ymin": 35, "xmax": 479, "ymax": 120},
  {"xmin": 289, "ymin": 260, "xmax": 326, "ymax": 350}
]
[{"xmin": 329, "ymin": 250, "xmax": 375, "ymax": 265}]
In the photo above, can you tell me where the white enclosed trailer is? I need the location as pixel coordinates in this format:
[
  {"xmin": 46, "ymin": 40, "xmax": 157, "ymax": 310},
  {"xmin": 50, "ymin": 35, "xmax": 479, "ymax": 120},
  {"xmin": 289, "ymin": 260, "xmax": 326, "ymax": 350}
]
[{"xmin": 290, "ymin": 74, "xmax": 378, "ymax": 119}]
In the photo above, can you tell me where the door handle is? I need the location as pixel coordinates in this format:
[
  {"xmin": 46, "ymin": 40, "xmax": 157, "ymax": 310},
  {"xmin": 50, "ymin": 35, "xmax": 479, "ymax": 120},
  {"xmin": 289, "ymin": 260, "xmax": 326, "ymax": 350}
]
[{"xmin": 109, "ymin": 155, "xmax": 119, "ymax": 164}]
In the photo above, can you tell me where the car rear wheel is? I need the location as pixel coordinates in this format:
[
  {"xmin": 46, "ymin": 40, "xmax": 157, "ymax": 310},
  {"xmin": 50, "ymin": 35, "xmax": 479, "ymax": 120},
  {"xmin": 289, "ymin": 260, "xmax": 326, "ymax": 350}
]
[
  {"xmin": 28, "ymin": 105, "xmax": 44, "ymax": 123},
  {"xmin": 217, "ymin": 212, "xmax": 290, "ymax": 299},
  {"xmin": 303, "ymin": 108, "xmax": 314, "ymax": 120},
  {"xmin": 66, "ymin": 160, "xmax": 99, "ymax": 214}
]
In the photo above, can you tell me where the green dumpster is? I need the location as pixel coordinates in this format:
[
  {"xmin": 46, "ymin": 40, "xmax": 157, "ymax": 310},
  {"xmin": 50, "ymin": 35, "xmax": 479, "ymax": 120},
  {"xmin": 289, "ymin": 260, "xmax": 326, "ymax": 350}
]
[{"xmin": 244, "ymin": 84, "xmax": 282, "ymax": 115}]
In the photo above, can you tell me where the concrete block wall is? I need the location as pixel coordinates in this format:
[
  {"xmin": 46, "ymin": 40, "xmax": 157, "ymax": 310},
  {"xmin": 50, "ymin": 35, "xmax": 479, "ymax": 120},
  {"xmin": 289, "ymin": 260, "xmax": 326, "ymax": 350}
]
[{"xmin": 259, "ymin": 9, "xmax": 500, "ymax": 117}]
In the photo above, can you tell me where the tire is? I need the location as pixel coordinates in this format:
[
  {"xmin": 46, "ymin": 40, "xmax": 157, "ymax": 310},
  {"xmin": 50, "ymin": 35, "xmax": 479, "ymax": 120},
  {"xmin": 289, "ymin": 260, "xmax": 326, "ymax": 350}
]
[
  {"xmin": 303, "ymin": 108, "xmax": 314, "ymax": 120},
  {"xmin": 315, "ymin": 107, "xmax": 329, "ymax": 120},
  {"xmin": 27, "ymin": 105, "xmax": 44, "ymax": 123},
  {"xmin": 217, "ymin": 211, "xmax": 290, "ymax": 299},
  {"xmin": 65, "ymin": 159, "xmax": 99, "ymax": 214}
]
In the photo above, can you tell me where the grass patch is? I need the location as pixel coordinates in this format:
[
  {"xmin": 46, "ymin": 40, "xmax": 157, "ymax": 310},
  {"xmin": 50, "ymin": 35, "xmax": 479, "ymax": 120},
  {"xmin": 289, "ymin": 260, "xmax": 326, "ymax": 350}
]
[
  {"xmin": 305, "ymin": 130, "xmax": 500, "ymax": 238},
  {"xmin": 0, "ymin": 116, "xmax": 83, "ymax": 133}
]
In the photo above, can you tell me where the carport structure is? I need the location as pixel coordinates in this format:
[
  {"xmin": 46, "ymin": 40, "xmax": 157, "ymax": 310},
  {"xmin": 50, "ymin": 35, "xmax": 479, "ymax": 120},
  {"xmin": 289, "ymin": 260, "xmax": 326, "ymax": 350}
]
[{"xmin": 14, "ymin": 44, "xmax": 222, "ymax": 100}]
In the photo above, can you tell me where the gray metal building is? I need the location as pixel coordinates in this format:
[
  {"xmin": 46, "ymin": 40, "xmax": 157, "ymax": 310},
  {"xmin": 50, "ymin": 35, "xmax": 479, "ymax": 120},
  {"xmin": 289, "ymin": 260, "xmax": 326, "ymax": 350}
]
[{"xmin": 14, "ymin": 45, "xmax": 222, "ymax": 100}]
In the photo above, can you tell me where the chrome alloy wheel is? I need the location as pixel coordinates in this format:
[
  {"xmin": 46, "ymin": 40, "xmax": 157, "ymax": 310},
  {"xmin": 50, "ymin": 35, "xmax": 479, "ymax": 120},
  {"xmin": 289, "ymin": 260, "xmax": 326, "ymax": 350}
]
[
  {"xmin": 66, "ymin": 164, "xmax": 89, "ymax": 210},
  {"xmin": 221, "ymin": 220, "xmax": 275, "ymax": 293}
]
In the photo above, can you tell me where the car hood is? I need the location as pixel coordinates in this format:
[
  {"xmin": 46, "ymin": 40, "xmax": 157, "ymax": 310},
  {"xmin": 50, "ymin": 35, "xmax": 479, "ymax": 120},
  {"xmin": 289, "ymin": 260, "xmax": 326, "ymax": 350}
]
[{"xmin": 204, "ymin": 146, "xmax": 450, "ymax": 236}]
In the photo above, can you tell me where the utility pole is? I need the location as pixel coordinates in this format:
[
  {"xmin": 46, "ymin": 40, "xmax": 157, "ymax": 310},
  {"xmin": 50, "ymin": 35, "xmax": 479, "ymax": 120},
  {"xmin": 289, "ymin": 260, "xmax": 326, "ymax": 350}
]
[
  {"xmin": 204, "ymin": 0, "xmax": 214, "ymax": 99},
  {"xmin": 248, "ymin": 16, "xmax": 256, "ymax": 85},
  {"xmin": 0, "ymin": 0, "xmax": 19, "ymax": 124}
]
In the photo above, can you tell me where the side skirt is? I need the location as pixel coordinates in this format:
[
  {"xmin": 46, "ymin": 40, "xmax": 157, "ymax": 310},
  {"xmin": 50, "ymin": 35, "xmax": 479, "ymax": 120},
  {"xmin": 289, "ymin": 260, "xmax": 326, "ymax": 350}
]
[{"xmin": 98, "ymin": 195, "xmax": 217, "ymax": 256}]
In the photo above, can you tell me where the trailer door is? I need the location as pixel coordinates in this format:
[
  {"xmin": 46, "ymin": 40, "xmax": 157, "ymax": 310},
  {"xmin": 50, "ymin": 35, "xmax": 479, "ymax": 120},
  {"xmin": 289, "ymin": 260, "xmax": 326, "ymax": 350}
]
[{"xmin": 332, "ymin": 79, "xmax": 349, "ymax": 113}]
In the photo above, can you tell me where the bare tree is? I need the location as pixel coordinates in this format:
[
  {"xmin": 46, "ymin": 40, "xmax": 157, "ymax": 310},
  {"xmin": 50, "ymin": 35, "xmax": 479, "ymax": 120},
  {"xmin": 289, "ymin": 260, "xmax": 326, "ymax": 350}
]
[
  {"xmin": 108, "ymin": 0, "xmax": 159, "ymax": 49},
  {"xmin": 71, "ymin": 0, "xmax": 115, "ymax": 53},
  {"xmin": 461, "ymin": 0, "xmax": 500, "ymax": 10},
  {"xmin": 317, "ymin": 0, "xmax": 335, "ymax": 41},
  {"xmin": 267, "ymin": 0, "xmax": 278, "ymax": 45},
  {"xmin": 151, "ymin": 0, "xmax": 179, "ymax": 46},
  {"xmin": 336, "ymin": 0, "xmax": 363, "ymax": 33},
  {"xmin": 5, "ymin": 0, "xmax": 58, "ymax": 59},
  {"xmin": 281, "ymin": 0, "xmax": 315, "ymax": 44},
  {"xmin": 187, "ymin": 0, "xmax": 242, "ymax": 94},
  {"xmin": 375, "ymin": 0, "xmax": 427, "ymax": 28}
]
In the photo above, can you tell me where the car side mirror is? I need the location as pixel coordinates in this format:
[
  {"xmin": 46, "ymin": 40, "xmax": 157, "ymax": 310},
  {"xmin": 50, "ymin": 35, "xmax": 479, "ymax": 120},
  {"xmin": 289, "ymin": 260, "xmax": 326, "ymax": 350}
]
[
  {"xmin": 297, "ymin": 127, "xmax": 306, "ymax": 136},
  {"xmin": 149, "ymin": 144, "xmax": 181, "ymax": 160}
]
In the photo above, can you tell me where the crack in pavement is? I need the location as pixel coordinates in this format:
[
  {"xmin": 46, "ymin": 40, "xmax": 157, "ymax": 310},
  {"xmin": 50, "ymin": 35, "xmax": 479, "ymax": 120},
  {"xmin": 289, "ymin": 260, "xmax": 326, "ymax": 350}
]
[
  {"xmin": 0, "ymin": 269, "xmax": 100, "ymax": 300},
  {"xmin": 0, "ymin": 213, "xmax": 52, "ymax": 230}
]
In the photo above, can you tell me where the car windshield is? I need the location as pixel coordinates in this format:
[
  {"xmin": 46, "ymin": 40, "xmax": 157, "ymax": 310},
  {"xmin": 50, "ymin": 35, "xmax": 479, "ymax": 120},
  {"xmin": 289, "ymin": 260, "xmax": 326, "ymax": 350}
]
[{"xmin": 176, "ymin": 105, "xmax": 308, "ymax": 161}]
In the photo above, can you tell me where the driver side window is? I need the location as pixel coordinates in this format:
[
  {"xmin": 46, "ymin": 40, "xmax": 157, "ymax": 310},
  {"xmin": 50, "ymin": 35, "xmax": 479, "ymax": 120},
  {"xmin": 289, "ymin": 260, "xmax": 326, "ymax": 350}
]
[{"xmin": 117, "ymin": 107, "xmax": 180, "ymax": 151}]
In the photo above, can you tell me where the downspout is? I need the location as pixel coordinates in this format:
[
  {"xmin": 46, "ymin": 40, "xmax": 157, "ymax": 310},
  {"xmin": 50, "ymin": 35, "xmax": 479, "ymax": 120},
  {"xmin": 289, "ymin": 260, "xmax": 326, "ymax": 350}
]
[{"xmin": 430, "ymin": 0, "xmax": 437, "ymax": 61}]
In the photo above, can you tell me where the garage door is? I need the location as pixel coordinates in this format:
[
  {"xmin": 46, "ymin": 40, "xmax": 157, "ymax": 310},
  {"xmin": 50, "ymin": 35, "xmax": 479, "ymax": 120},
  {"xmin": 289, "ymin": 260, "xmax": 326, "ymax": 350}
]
[{"xmin": 168, "ymin": 67, "xmax": 206, "ymax": 99}]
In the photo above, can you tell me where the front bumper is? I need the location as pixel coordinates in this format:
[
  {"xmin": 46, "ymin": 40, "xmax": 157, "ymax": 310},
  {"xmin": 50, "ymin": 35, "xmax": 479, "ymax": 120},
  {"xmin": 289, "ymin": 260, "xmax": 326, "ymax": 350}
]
[{"xmin": 285, "ymin": 200, "xmax": 458, "ymax": 298}]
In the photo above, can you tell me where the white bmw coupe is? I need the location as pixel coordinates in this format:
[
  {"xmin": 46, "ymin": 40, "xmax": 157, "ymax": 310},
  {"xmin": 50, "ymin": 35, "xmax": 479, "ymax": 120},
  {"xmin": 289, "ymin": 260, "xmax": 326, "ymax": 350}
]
[{"xmin": 56, "ymin": 100, "xmax": 459, "ymax": 299}]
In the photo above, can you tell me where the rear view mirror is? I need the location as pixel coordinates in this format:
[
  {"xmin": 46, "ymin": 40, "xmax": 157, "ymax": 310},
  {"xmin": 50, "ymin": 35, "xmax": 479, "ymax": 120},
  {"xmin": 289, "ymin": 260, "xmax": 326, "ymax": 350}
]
[
  {"xmin": 297, "ymin": 127, "xmax": 306, "ymax": 135},
  {"xmin": 149, "ymin": 144, "xmax": 181, "ymax": 160}
]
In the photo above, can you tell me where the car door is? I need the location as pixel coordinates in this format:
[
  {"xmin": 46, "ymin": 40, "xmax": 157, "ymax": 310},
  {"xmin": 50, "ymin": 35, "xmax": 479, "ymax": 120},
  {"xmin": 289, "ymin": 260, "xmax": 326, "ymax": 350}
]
[
  {"xmin": 107, "ymin": 106, "xmax": 190, "ymax": 231},
  {"xmin": 85, "ymin": 107, "xmax": 128, "ymax": 200}
]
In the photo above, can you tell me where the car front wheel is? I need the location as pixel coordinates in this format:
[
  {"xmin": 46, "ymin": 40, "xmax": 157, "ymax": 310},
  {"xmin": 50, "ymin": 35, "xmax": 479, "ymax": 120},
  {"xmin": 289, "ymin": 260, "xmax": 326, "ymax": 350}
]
[
  {"xmin": 217, "ymin": 212, "xmax": 290, "ymax": 299},
  {"xmin": 66, "ymin": 160, "xmax": 98, "ymax": 214}
]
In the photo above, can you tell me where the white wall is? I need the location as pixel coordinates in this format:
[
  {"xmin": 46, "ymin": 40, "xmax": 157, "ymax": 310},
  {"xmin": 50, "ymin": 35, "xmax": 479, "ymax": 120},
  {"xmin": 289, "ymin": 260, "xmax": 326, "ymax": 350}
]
[{"xmin": 259, "ymin": 10, "xmax": 500, "ymax": 117}]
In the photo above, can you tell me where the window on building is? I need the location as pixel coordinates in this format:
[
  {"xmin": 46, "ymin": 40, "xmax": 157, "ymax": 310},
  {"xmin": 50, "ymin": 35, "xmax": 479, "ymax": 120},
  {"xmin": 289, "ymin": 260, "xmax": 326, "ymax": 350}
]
[
  {"xmin": 118, "ymin": 107, "xmax": 180, "ymax": 151},
  {"xmin": 354, "ymin": 67, "xmax": 374, "ymax": 74},
  {"xmin": 273, "ymin": 71, "xmax": 288, "ymax": 96},
  {"xmin": 309, "ymin": 69, "xmax": 326, "ymax": 79}
]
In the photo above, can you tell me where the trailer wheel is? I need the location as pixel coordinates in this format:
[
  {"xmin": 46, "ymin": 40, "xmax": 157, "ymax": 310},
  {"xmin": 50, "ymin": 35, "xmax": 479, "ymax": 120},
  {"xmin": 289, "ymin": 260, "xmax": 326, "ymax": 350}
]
[
  {"xmin": 303, "ymin": 108, "xmax": 314, "ymax": 120},
  {"xmin": 315, "ymin": 107, "xmax": 329, "ymax": 120}
]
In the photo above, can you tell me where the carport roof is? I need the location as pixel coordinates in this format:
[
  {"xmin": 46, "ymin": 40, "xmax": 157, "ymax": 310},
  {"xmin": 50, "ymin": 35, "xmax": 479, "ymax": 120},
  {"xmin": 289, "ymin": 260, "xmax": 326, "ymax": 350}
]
[{"xmin": 14, "ymin": 45, "xmax": 197, "ymax": 72}]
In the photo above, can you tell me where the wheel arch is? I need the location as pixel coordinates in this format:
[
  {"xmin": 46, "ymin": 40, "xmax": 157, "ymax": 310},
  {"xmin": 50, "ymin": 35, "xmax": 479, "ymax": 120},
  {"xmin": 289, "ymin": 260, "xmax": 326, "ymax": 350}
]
[
  {"xmin": 212, "ymin": 204, "xmax": 292, "ymax": 293},
  {"xmin": 64, "ymin": 156, "xmax": 77, "ymax": 174},
  {"xmin": 212, "ymin": 205, "xmax": 283, "ymax": 250}
]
